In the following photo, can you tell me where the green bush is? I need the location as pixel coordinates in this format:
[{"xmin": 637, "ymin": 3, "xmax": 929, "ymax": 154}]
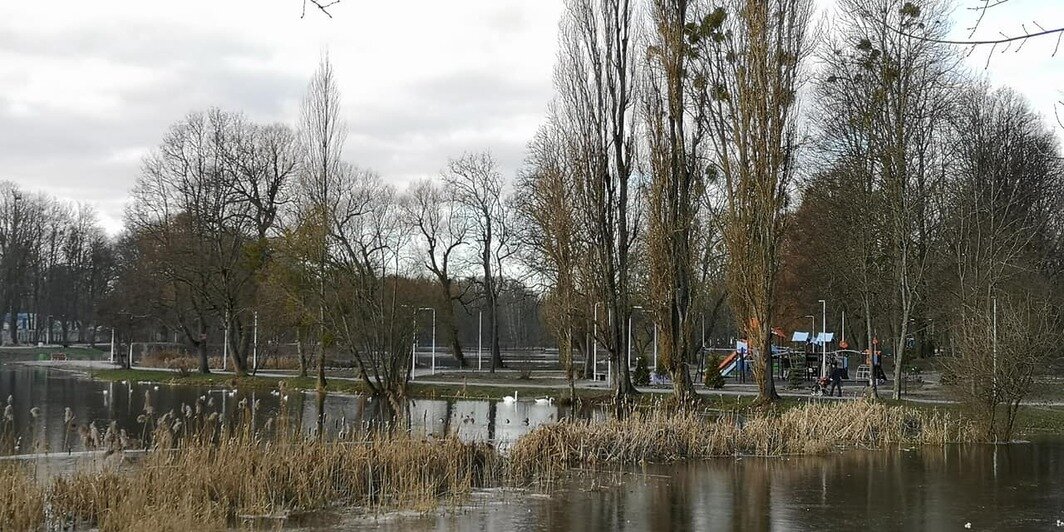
[
  {"xmin": 788, "ymin": 358, "xmax": 804, "ymax": 389},
  {"xmin": 704, "ymin": 355, "xmax": 725, "ymax": 389},
  {"xmin": 633, "ymin": 356, "xmax": 650, "ymax": 386}
]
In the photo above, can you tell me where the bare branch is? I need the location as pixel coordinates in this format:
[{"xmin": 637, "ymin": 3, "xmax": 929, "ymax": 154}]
[{"xmin": 302, "ymin": 0, "xmax": 341, "ymax": 19}]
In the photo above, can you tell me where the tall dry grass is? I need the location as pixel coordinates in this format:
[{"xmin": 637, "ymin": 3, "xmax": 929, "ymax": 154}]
[
  {"xmin": 508, "ymin": 399, "xmax": 974, "ymax": 482},
  {"xmin": 1, "ymin": 392, "xmax": 498, "ymax": 531},
  {"xmin": 1, "ymin": 394, "xmax": 977, "ymax": 528},
  {"xmin": 0, "ymin": 465, "xmax": 45, "ymax": 529},
  {"xmin": 47, "ymin": 433, "xmax": 497, "ymax": 530},
  {"xmin": 140, "ymin": 351, "xmax": 304, "ymax": 372}
]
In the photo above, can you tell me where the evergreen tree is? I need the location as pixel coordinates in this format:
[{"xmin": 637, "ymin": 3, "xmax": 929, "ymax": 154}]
[{"xmin": 704, "ymin": 355, "xmax": 725, "ymax": 389}]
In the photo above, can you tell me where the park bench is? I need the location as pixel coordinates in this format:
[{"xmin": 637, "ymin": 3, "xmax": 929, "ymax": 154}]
[{"xmin": 854, "ymin": 364, "xmax": 870, "ymax": 382}]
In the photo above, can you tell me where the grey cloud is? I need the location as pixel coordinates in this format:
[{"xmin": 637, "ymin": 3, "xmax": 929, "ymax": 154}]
[
  {"xmin": 0, "ymin": 22, "xmax": 308, "ymax": 232},
  {"xmin": 0, "ymin": 7, "xmax": 558, "ymax": 233},
  {"xmin": 346, "ymin": 69, "xmax": 550, "ymax": 180},
  {"xmin": 0, "ymin": 21, "xmax": 270, "ymax": 72}
]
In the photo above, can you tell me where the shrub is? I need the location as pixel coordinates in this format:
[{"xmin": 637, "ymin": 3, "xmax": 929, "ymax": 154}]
[
  {"xmin": 788, "ymin": 359, "xmax": 805, "ymax": 389},
  {"xmin": 509, "ymin": 399, "xmax": 976, "ymax": 481},
  {"xmin": 633, "ymin": 356, "xmax": 650, "ymax": 386},
  {"xmin": 704, "ymin": 355, "xmax": 725, "ymax": 389},
  {"xmin": 37, "ymin": 401, "xmax": 500, "ymax": 529}
]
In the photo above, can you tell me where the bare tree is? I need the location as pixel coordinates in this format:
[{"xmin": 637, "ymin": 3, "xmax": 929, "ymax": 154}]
[
  {"xmin": 882, "ymin": 0, "xmax": 1062, "ymax": 60},
  {"xmin": 299, "ymin": 53, "xmax": 347, "ymax": 390},
  {"xmin": 130, "ymin": 109, "xmax": 242, "ymax": 374},
  {"xmin": 128, "ymin": 108, "xmax": 296, "ymax": 374},
  {"xmin": 942, "ymin": 85, "xmax": 1064, "ymax": 439},
  {"xmin": 642, "ymin": 0, "xmax": 717, "ymax": 401},
  {"xmin": 301, "ymin": 0, "xmax": 341, "ymax": 18},
  {"xmin": 322, "ymin": 168, "xmax": 416, "ymax": 414},
  {"xmin": 443, "ymin": 152, "xmax": 511, "ymax": 372},
  {"xmin": 403, "ymin": 179, "xmax": 472, "ymax": 367},
  {"xmin": 0, "ymin": 185, "xmax": 44, "ymax": 345},
  {"xmin": 697, "ymin": 0, "xmax": 815, "ymax": 405},
  {"xmin": 554, "ymin": 0, "xmax": 642, "ymax": 411},
  {"xmin": 515, "ymin": 115, "xmax": 585, "ymax": 401}
]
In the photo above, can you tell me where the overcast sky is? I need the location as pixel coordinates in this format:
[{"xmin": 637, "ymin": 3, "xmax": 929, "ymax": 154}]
[{"xmin": 1, "ymin": 0, "xmax": 1060, "ymax": 235}]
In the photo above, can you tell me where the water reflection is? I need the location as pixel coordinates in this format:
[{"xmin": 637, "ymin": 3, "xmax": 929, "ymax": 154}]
[
  {"xmin": 0, "ymin": 366, "xmax": 568, "ymax": 455},
  {"xmin": 330, "ymin": 442, "xmax": 1064, "ymax": 531},
  {"xmin": 8, "ymin": 365, "xmax": 1064, "ymax": 530}
]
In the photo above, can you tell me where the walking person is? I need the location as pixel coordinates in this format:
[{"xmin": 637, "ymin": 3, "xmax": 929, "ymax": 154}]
[
  {"xmin": 829, "ymin": 362, "xmax": 844, "ymax": 397},
  {"xmin": 872, "ymin": 350, "xmax": 886, "ymax": 383},
  {"xmin": 737, "ymin": 350, "xmax": 746, "ymax": 384}
]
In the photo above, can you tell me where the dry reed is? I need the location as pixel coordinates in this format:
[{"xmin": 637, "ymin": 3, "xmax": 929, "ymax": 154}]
[
  {"xmin": 508, "ymin": 399, "xmax": 974, "ymax": 482},
  {"xmin": 1, "ymin": 392, "xmax": 499, "ymax": 531},
  {"xmin": 0, "ymin": 465, "xmax": 45, "ymax": 530},
  {"xmin": 2, "ymin": 396, "xmax": 976, "ymax": 528}
]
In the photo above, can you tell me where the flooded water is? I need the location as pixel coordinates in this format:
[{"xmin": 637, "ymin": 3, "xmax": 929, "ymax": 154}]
[
  {"xmin": 334, "ymin": 442, "xmax": 1064, "ymax": 531},
  {"xmin": 0, "ymin": 364, "xmax": 579, "ymax": 456},
  {"xmin": 3, "ymin": 364, "xmax": 1064, "ymax": 531}
]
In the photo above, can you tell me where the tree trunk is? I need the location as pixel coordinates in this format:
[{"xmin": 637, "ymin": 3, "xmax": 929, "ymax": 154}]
[
  {"xmin": 197, "ymin": 319, "xmax": 210, "ymax": 374},
  {"xmin": 8, "ymin": 308, "xmax": 18, "ymax": 345},
  {"xmin": 484, "ymin": 269, "xmax": 504, "ymax": 372},
  {"xmin": 317, "ymin": 342, "xmax": 327, "ymax": 389},
  {"xmin": 226, "ymin": 324, "xmax": 248, "ymax": 376},
  {"xmin": 754, "ymin": 325, "xmax": 780, "ymax": 405},
  {"xmin": 442, "ymin": 303, "xmax": 466, "ymax": 367},
  {"xmin": 865, "ymin": 298, "xmax": 879, "ymax": 399},
  {"xmin": 489, "ymin": 298, "xmax": 503, "ymax": 371},
  {"xmin": 296, "ymin": 327, "xmax": 308, "ymax": 378},
  {"xmin": 611, "ymin": 304, "xmax": 637, "ymax": 416},
  {"xmin": 892, "ymin": 326, "xmax": 908, "ymax": 400}
]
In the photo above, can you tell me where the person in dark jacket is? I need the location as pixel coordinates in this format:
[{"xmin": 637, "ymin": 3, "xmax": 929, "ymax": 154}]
[{"xmin": 829, "ymin": 362, "xmax": 844, "ymax": 397}]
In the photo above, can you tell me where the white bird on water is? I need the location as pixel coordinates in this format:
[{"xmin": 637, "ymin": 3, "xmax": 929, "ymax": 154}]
[
  {"xmin": 534, "ymin": 397, "xmax": 554, "ymax": 406},
  {"xmin": 502, "ymin": 391, "xmax": 517, "ymax": 404}
]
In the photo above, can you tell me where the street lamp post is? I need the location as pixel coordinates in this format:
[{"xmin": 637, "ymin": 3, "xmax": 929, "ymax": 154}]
[
  {"xmin": 992, "ymin": 297, "xmax": 998, "ymax": 396},
  {"xmin": 628, "ymin": 306, "xmax": 643, "ymax": 369},
  {"xmin": 478, "ymin": 310, "xmax": 483, "ymax": 372},
  {"xmin": 701, "ymin": 315, "xmax": 706, "ymax": 374},
  {"xmin": 223, "ymin": 311, "xmax": 229, "ymax": 371},
  {"xmin": 819, "ymin": 300, "xmax": 827, "ymax": 376},
  {"xmin": 418, "ymin": 308, "xmax": 436, "ymax": 375},
  {"xmin": 653, "ymin": 323, "xmax": 658, "ymax": 374},
  {"xmin": 805, "ymin": 314, "xmax": 815, "ymax": 376},
  {"xmin": 592, "ymin": 302, "xmax": 604, "ymax": 381},
  {"xmin": 607, "ymin": 308, "xmax": 612, "ymax": 384},
  {"xmin": 110, "ymin": 328, "xmax": 115, "ymax": 364},
  {"xmin": 252, "ymin": 311, "xmax": 259, "ymax": 375},
  {"xmin": 411, "ymin": 320, "xmax": 417, "ymax": 381}
]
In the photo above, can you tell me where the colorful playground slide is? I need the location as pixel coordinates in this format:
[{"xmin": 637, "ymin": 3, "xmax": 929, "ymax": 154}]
[{"xmin": 718, "ymin": 352, "xmax": 740, "ymax": 377}]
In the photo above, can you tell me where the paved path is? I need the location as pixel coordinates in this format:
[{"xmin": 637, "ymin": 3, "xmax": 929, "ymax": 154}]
[
  {"xmin": 13, "ymin": 360, "xmax": 868, "ymax": 402},
  {"xmin": 19, "ymin": 359, "xmax": 1064, "ymax": 407}
]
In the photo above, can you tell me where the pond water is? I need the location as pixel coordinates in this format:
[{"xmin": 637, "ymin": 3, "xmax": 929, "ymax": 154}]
[
  {"xmin": 331, "ymin": 442, "xmax": 1064, "ymax": 531},
  {"xmin": 0, "ymin": 364, "xmax": 586, "ymax": 456},
  {"xmin": 3, "ymin": 364, "xmax": 1064, "ymax": 531}
]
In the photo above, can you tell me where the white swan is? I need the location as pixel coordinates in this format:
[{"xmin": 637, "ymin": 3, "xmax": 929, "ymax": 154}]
[
  {"xmin": 534, "ymin": 397, "xmax": 553, "ymax": 406},
  {"xmin": 502, "ymin": 391, "xmax": 518, "ymax": 404}
]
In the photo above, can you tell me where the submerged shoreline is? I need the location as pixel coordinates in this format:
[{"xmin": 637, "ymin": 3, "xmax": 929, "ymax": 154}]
[{"xmin": 0, "ymin": 364, "xmax": 1063, "ymax": 529}]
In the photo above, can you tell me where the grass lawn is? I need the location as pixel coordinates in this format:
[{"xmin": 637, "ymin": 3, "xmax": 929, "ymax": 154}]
[
  {"xmin": 91, "ymin": 368, "xmax": 366, "ymax": 395},
  {"xmin": 85, "ymin": 366, "xmax": 1064, "ymax": 436},
  {"xmin": 0, "ymin": 346, "xmax": 106, "ymax": 361}
]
